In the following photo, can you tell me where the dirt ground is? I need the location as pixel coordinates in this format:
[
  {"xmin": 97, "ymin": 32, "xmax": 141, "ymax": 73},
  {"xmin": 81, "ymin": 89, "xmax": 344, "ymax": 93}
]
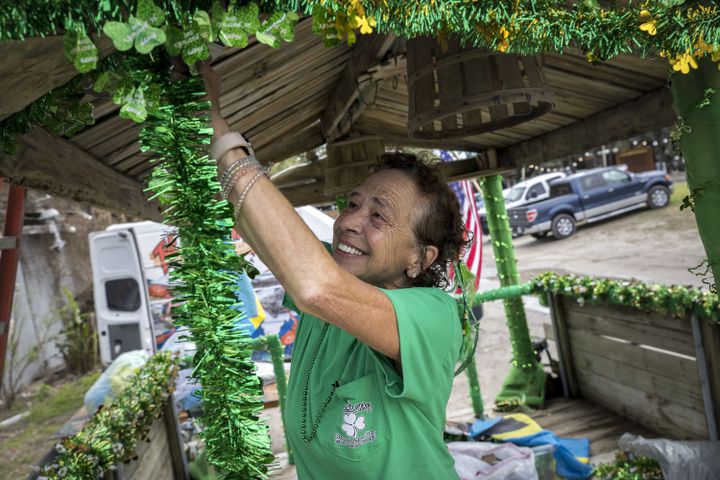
[{"xmin": 265, "ymin": 179, "xmax": 708, "ymax": 476}]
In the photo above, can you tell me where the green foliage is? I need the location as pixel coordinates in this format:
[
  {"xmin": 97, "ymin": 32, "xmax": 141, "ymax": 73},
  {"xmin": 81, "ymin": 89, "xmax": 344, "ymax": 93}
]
[
  {"xmin": 56, "ymin": 288, "xmax": 99, "ymax": 375},
  {"xmin": 532, "ymin": 271, "xmax": 719, "ymax": 322},
  {"xmin": 39, "ymin": 353, "xmax": 178, "ymax": 479},
  {"xmin": 139, "ymin": 62, "xmax": 273, "ymax": 478},
  {"xmin": 594, "ymin": 451, "xmax": 664, "ymax": 480}
]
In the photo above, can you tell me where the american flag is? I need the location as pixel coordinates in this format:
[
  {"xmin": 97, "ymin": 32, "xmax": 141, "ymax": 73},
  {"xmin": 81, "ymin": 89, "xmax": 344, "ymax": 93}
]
[{"xmin": 440, "ymin": 151, "xmax": 483, "ymax": 290}]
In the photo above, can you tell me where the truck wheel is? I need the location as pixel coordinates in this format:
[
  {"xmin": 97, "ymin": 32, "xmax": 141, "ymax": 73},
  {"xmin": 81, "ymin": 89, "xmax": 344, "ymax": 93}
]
[
  {"xmin": 647, "ymin": 185, "xmax": 670, "ymax": 209},
  {"xmin": 551, "ymin": 214, "xmax": 576, "ymax": 239}
]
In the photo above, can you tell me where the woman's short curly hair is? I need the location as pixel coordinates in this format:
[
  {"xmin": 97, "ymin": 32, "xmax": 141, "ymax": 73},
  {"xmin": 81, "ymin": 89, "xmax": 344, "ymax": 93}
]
[{"xmin": 373, "ymin": 152, "xmax": 471, "ymax": 289}]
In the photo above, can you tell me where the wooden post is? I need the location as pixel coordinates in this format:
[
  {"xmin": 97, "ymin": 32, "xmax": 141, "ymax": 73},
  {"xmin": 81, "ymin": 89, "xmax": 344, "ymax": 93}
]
[
  {"xmin": 0, "ymin": 183, "xmax": 26, "ymax": 391},
  {"xmin": 547, "ymin": 293, "xmax": 580, "ymax": 398},
  {"xmin": 480, "ymin": 175, "xmax": 545, "ymax": 407},
  {"xmin": 698, "ymin": 316, "xmax": 720, "ymax": 440},
  {"xmin": 163, "ymin": 398, "xmax": 190, "ymax": 479}
]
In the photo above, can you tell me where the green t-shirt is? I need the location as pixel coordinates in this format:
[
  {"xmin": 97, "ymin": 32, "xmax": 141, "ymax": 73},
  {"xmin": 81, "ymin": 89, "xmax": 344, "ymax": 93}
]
[{"xmin": 283, "ymin": 287, "xmax": 462, "ymax": 479}]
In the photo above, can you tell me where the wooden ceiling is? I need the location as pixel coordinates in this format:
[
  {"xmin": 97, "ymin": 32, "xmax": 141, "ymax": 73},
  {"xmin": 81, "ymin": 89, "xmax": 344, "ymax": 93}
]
[{"xmin": 0, "ymin": 18, "xmax": 677, "ymax": 219}]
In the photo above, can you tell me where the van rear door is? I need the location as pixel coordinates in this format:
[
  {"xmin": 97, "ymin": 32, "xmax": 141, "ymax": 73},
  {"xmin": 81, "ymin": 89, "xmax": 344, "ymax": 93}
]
[{"xmin": 89, "ymin": 229, "xmax": 155, "ymax": 365}]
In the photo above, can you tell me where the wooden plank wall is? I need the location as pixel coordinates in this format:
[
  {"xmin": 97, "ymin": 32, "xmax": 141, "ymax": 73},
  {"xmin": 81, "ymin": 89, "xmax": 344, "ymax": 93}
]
[
  {"xmin": 106, "ymin": 417, "xmax": 175, "ymax": 480},
  {"xmin": 553, "ymin": 295, "xmax": 711, "ymax": 440}
]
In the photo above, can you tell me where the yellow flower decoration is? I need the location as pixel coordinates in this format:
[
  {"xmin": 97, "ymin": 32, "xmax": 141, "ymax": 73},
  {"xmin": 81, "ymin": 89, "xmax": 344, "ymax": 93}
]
[
  {"xmin": 669, "ymin": 53, "xmax": 698, "ymax": 74},
  {"xmin": 355, "ymin": 15, "xmax": 377, "ymax": 34},
  {"xmin": 497, "ymin": 26, "xmax": 510, "ymax": 52},
  {"xmin": 638, "ymin": 9, "xmax": 657, "ymax": 36}
]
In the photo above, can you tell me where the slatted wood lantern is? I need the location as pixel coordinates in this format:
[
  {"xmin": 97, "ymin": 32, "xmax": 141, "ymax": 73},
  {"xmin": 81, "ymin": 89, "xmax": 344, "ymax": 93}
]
[
  {"xmin": 324, "ymin": 136, "xmax": 385, "ymax": 196},
  {"xmin": 407, "ymin": 36, "xmax": 555, "ymax": 139}
]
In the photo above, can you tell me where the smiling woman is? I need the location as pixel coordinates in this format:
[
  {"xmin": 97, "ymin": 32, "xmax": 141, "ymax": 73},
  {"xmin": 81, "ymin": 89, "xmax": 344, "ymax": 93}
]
[{"xmin": 201, "ymin": 62, "xmax": 470, "ymax": 479}]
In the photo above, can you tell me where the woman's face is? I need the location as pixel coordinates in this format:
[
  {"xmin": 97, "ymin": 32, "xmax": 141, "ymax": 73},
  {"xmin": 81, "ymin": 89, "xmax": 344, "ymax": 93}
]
[{"xmin": 332, "ymin": 170, "xmax": 425, "ymax": 289}]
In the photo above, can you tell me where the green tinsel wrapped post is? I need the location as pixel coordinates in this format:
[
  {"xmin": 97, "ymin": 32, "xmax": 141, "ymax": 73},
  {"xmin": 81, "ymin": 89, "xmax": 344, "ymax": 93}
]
[
  {"xmin": 671, "ymin": 57, "xmax": 720, "ymax": 292},
  {"xmin": 141, "ymin": 67, "xmax": 274, "ymax": 479},
  {"xmin": 479, "ymin": 175, "xmax": 545, "ymax": 408}
]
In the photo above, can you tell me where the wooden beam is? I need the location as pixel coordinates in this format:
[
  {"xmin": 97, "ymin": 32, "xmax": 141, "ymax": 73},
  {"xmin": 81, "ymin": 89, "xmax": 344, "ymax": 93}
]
[
  {"xmin": 0, "ymin": 127, "xmax": 161, "ymax": 220},
  {"xmin": 0, "ymin": 35, "xmax": 114, "ymax": 121},
  {"xmin": 271, "ymin": 161, "xmax": 324, "ymax": 187},
  {"xmin": 498, "ymin": 87, "xmax": 676, "ymax": 167},
  {"xmin": 276, "ymin": 151, "xmax": 512, "ymax": 206},
  {"xmin": 321, "ymin": 33, "xmax": 396, "ymax": 141},
  {"xmin": 256, "ymin": 122, "xmax": 326, "ymax": 165}
]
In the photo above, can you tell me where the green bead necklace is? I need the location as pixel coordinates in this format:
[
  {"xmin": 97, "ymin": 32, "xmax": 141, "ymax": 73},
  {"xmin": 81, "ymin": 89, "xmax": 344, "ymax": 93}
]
[{"xmin": 300, "ymin": 323, "xmax": 359, "ymax": 443}]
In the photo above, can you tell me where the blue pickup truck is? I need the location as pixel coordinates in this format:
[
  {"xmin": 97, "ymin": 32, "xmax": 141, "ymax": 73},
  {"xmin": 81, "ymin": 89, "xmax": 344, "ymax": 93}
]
[{"xmin": 507, "ymin": 166, "xmax": 673, "ymax": 240}]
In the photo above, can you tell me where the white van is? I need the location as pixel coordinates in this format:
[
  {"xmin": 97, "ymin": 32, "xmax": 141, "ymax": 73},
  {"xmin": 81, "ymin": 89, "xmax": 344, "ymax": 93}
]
[{"xmin": 88, "ymin": 207, "xmax": 334, "ymax": 365}]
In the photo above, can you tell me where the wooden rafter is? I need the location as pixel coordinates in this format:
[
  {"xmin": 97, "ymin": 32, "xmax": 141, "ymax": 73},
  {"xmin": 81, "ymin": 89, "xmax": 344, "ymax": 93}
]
[
  {"xmin": 498, "ymin": 87, "xmax": 676, "ymax": 167},
  {"xmin": 1, "ymin": 127, "xmax": 161, "ymax": 220},
  {"xmin": 0, "ymin": 36, "xmax": 114, "ymax": 122},
  {"xmin": 321, "ymin": 33, "xmax": 396, "ymax": 141}
]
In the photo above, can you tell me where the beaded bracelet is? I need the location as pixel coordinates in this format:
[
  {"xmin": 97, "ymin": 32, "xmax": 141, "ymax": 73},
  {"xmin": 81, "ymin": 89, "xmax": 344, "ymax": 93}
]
[
  {"xmin": 218, "ymin": 155, "xmax": 258, "ymax": 188},
  {"xmin": 221, "ymin": 164, "xmax": 262, "ymax": 200},
  {"xmin": 233, "ymin": 169, "xmax": 266, "ymax": 219}
]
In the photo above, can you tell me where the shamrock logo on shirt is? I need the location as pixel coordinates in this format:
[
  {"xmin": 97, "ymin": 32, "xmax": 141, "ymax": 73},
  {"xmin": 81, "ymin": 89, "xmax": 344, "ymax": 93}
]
[{"xmin": 341, "ymin": 413, "xmax": 365, "ymax": 438}]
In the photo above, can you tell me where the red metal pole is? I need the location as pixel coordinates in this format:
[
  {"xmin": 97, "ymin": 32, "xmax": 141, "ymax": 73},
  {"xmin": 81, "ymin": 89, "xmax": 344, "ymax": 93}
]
[{"xmin": 0, "ymin": 183, "xmax": 26, "ymax": 391}]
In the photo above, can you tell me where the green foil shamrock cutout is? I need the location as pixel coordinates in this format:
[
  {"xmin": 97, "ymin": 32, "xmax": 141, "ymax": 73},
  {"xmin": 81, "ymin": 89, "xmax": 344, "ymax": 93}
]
[
  {"xmin": 219, "ymin": 2, "xmax": 261, "ymax": 48},
  {"xmin": 165, "ymin": 11, "xmax": 212, "ymax": 65},
  {"xmin": 311, "ymin": 5, "xmax": 342, "ymax": 48},
  {"xmin": 63, "ymin": 28, "xmax": 99, "ymax": 73},
  {"xmin": 119, "ymin": 87, "xmax": 148, "ymax": 123},
  {"xmin": 255, "ymin": 11, "xmax": 299, "ymax": 49},
  {"xmin": 103, "ymin": 0, "xmax": 166, "ymax": 54}
]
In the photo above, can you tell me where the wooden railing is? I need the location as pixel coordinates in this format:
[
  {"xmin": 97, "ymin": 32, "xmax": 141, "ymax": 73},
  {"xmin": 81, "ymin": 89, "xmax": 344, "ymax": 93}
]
[{"xmin": 547, "ymin": 294, "xmax": 720, "ymax": 441}]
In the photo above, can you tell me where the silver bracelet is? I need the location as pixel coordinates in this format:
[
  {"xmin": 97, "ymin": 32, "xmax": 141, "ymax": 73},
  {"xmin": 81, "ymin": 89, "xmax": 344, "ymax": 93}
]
[
  {"xmin": 218, "ymin": 155, "xmax": 257, "ymax": 188},
  {"xmin": 233, "ymin": 169, "xmax": 266, "ymax": 218},
  {"xmin": 221, "ymin": 165, "xmax": 261, "ymax": 201}
]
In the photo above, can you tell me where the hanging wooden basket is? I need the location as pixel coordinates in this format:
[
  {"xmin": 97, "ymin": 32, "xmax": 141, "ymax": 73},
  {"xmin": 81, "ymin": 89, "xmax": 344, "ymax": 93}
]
[
  {"xmin": 407, "ymin": 36, "xmax": 555, "ymax": 139},
  {"xmin": 324, "ymin": 136, "xmax": 385, "ymax": 196}
]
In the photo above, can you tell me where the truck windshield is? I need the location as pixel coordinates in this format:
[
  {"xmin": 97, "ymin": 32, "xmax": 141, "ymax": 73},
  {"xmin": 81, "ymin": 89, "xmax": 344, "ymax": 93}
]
[
  {"xmin": 506, "ymin": 185, "xmax": 526, "ymax": 202},
  {"xmin": 549, "ymin": 183, "xmax": 573, "ymax": 197}
]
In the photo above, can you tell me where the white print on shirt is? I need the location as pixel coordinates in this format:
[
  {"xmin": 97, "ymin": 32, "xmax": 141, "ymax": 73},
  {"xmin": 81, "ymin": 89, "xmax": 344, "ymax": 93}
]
[{"xmin": 335, "ymin": 402, "xmax": 377, "ymax": 448}]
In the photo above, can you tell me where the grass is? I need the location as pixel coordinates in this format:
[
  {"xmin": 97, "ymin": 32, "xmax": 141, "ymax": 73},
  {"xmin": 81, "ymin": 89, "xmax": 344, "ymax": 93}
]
[
  {"xmin": 670, "ymin": 181, "xmax": 689, "ymax": 207},
  {"xmin": 0, "ymin": 371, "xmax": 100, "ymax": 480}
]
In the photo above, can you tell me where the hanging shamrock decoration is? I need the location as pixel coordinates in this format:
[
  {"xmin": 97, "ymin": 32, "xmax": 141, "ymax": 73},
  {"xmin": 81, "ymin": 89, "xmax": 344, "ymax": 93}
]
[
  {"xmin": 165, "ymin": 10, "xmax": 213, "ymax": 65},
  {"xmin": 255, "ymin": 10, "xmax": 300, "ymax": 48},
  {"xmin": 103, "ymin": 0, "xmax": 166, "ymax": 54},
  {"xmin": 214, "ymin": 1, "xmax": 261, "ymax": 49},
  {"xmin": 63, "ymin": 26, "xmax": 99, "ymax": 73}
]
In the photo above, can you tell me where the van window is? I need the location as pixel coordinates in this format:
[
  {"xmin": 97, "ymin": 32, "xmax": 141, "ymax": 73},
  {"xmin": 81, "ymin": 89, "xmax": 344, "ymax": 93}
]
[{"xmin": 106, "ymin": 278, "xmax": 141, "ymax": 312}]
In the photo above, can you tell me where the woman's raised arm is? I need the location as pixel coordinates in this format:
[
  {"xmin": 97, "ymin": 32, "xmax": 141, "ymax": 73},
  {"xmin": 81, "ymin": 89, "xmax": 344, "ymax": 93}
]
[{"xmin": 199, "ymin": 62, "xmax": 402, "ymax": 361}]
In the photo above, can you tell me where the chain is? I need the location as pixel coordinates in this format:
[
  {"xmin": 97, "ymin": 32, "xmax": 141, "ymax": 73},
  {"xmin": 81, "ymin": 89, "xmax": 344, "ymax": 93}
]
[{"xmin": 300, "ymin": 323, "xmax": 359, "ymax": 443}]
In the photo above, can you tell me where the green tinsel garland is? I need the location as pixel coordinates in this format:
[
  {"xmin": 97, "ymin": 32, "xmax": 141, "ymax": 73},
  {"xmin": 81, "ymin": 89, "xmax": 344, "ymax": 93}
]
[
  {"xmin": 0, "ymin": 75, "xmax": 94, "ymax": 154},
  {"xmin": 3, "ymin": 1, "xmax": 720, "ymax": 65},
  {"xmin": 532, "ymin": 271, "xmax": 720, "ymax": 324},
  {"xmin": 39, "ymin": 352, "xmax": 179, "ymax": 479},
  {"xmin": 138, "ymin": 58, "xmax": 274, "ymax": 478}
]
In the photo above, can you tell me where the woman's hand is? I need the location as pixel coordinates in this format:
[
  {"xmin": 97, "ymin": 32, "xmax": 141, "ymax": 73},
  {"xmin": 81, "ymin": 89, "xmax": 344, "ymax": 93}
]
[{"xmin": 198, "ymin": 61, "xmax": 230, "ymax": 139}]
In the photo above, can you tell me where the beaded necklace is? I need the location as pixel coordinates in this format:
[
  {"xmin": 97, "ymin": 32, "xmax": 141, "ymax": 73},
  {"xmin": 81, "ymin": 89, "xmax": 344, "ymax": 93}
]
[{"xmin": 300, "ymin": 323, "xmax": 359, "ymax": 443}]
